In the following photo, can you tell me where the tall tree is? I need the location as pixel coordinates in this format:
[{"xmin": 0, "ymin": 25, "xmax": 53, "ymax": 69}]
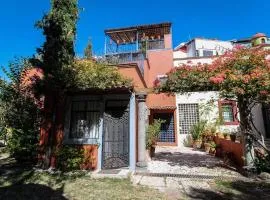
[
  {"xmin": 84, "ymin": 39, "xmax": 93, "ymax": 59},
  {"xmin": 157, "ymin": 47, "xmax": 270, "ymax": 168},
  {"xmin": 36, "ymin": 0, "xmax": 78, "ymax": 89},
  {"xmin": 36, "ymin": 0, "xmax": 79, "ymax": 168},
  {"xmin": 0, "ymin": 58, "xmax": 40, "ymax": 160}
]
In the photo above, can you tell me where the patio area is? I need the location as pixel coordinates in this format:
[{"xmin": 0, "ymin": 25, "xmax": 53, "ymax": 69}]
[{"xmin": 142, "ymin": 146, "xmax": 243, "ymax": 178}]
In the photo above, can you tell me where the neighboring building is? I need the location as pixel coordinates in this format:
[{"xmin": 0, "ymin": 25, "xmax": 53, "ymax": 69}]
[
  {"xmin": 233, "ymin": 33, "xmax": 270, "ymax": 49},
  {"xmin": 174, "ymin": 38, "xmax": 233, "ymax": 66}
]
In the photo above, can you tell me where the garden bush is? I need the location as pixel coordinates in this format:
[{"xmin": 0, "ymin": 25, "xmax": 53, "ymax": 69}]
[{"xmin": 56, "ymin": 146, "xmax": 85, "ymax": 171}]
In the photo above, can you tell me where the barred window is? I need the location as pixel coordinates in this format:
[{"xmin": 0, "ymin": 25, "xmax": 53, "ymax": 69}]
[
  {"xmin": 153, "ymin": 113, "xmax": 175, "ymax": 143},
  {"xmin": 221, "ymin": 104, "xmax": 234, "ymax": 122},
  {"xmin": 178, "ymin": 104, "xmax": 199, "ymax": 134},
  {"xmin": 219, "ymin": 100, "xmax": 239, "ymax": 125},
  {"xmin": 70, "ymin": 100, "xmax": 100, "ymax": 139},
  {"xmin": 203, "ymin": 50, "xmax": 213, "ymax": 57}
]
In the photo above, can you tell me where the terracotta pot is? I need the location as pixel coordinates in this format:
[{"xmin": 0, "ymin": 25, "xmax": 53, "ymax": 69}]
[
  {"xmin": 224, "ymin": 135, "xmax": 230, "ymax": 140},
  {"xmin": 230, "ymin": 135, "xmax": 236, "ymax": 142},
  {"xmin": 215, "ymin": 147, "xmax": 221, "ymax": 157},
  {"xmin": 210, "ymin": 148, "xmax": 216, "ymax": 155},
  {"xmin": 193, "ymin": 140, "xmax": 202, "ymax": 149},
  {"xmin": 204, "ymin": 143, "xmax": 211, "ymax": 153},
  {"xmin": 149, "ymin": 146, "xmax": 155, "ymax": 158}
]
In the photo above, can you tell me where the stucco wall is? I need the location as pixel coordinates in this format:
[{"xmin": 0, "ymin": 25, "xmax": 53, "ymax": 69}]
[
  {"xmin": 174, "ymin": 57, "xmax": 215, "ymax": 67},
  {"xmin": 176, "ymin": 91, "xmax": 239, "ymax": 147},
  {"xmin": 145, "ymin": 49, "xmax": 173, "ymax": 88}
]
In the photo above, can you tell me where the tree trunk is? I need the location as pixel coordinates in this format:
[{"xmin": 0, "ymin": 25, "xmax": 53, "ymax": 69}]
[{"xmin": 238, "ymin": 96, "xmax": 255, "ymax": 167}]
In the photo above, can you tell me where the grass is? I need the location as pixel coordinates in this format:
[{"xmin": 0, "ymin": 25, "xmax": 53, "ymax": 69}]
[
  {"xmin": 0, "ymin": 147, "xmax": 166, "ymax": 200},
  {"xmin": 210, "ymin": 179, "xmax": 270, "ymax": 200},
  {"xmin": 0, "ymin": 170, "xmax": 167, "ymax": 200}
]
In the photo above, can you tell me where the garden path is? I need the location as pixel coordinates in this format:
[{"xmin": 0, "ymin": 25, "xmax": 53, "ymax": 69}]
[{"xmin": 143, "ymin": 146, "xmax": 242, "ymax": 177}]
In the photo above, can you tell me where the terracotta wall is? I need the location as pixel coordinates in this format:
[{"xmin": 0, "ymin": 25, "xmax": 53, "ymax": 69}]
[
  {"xmin": 144, "ymin": 49, "xmax": 173, "ymax": 88},
  {"xmin": 81, "ymin": 145, "xmax": 98, "ymax": 170},
  {"xmin": 164, "ymin": 34, "xmax": 172, "ymax": 49},
  {"xmin": 117, "ymin": 65, "xmax": 146, "ymax": 92},
  {"xmin": 215, "ymin": 137, "xmax": 244, "ymax": 167},
  {"xmin": 146, "ymin": 93, "xmax": 175, "ymax": 109},
  {"xmin": 39, "ymin": 94, "xmax": 99, "ymax": 170}
]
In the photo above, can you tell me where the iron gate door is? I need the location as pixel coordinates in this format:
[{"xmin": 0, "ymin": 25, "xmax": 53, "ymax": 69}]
[{"xmin": 102, "ymin": 100, "xmax": 129, "ymax": 169}]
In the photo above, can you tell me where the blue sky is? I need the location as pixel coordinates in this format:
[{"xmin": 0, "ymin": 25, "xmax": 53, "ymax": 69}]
[{"xmin": 0, "ymin": 0, "xmax": 269, "ymax": 76}]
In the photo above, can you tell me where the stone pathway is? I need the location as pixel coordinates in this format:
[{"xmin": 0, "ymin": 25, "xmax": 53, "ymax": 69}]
[
  {"xmin": 145, "ymin": 146, "xmax": 242, "ymax": 177},
  {"xmin": 131, "ymin": 175, "xmax": 219, "ymax": 199},
  {"xmin": 132, "ymin": 146, "xmax": 247, "ymax": 199}
]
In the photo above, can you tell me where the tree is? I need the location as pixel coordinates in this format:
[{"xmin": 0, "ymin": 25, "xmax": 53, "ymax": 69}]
[
  {"xmin": 35, "ymin": 0, "xmax": 79, "ymax": 168},
  {"xmin": 84, "ymin": 39, "xmax": 93, "ymax": 59},
  {"xmin": 36, "ymin": 0, "xmax": 78, "ymax": 89},
  {"xmin": 157, "ymin": 47, "xmax": 270, "ymax": 167},
  {"xmin": 0, "ymin": 58, "xmax": 41, "ymax": 160}
]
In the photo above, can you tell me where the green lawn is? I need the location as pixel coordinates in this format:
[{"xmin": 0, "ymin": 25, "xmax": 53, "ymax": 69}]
[
  {"xmin": 0, "ymin": 171, "xmax": 166, "ymax": 200},
  {"xmin": 209, "ymin": 179, "xmax": 270, "ymax": 200}
]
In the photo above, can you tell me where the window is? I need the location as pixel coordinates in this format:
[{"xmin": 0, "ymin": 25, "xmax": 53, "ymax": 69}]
[
  {"xmin": 203, "ymin": 50, "xmax": 213, "ymax": 57},
  {"xmin": 153, "ymin": 112, "xmax": 175, "ymax": 143},
  {"xmin": 69, "ymin": 100, "xmax": 100, "ymax": 140},
  {"xmin": 195, "ymin": 50, "xmax": 199, "ymax": 57},
  {"xmin": 157, "ymin": 75, "xmax": 168, "ymax": 85},
  {"xmin": 219, "ymin": 100, "xmax": 239, "ymax": 125},
  {"xmin": 178, "ymin": 104, "xmax": 199, "ymax": 134},
  {"xmin": 261, "ymin": 38, "xmax": 266, "ymax": 44}
]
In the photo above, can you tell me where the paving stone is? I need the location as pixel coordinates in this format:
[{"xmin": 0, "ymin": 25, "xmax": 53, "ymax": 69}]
[
  {"xmin": 131, "ymin": 175, "xmax": 143, "ymax": 185},
  {"xmin": 139, "ymin": 176, "xmax": 166, "ymax": 187},
  {"xmin": 181, "ymin": 180, "xmax": 212, "ymax": 198},
  {"xmin": 164, "ymin": 188, "xmax": 185, "ymax": 200},
  {"xmin": 166, "ymin": 177, "xmax": 183, "ymax": 189}
]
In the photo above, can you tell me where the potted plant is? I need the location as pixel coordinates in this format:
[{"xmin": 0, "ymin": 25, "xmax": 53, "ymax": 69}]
[
  {"xmin": 215, "ymin": 144, "xmax": 222, "ymax": 157},
  {"xmin": 146, "ymin": 119, "xmax": 165, "ymax": 158},
  {"xmin": 190, "ymin": 120, "xmax": 207, "ymax": 149},
  {"xmin": 204, "ymin": 142, "xmax": 211, "ymax": 153},
  {"xmin": 223, "ymin": 132, "xmax": 230, "ymax": 140},
  {"xmin": 230, "ymin": 132, "xmax": 236, "ymax": 142},
  {"xmin": 210, "ymin": 142, "xmax": 217, "ymax": 155}
]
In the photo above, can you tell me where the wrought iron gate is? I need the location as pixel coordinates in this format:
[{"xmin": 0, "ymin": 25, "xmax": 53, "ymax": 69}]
[{"xmin": 102, "ymin": 100, "xmax": 129, "ymax": 169}]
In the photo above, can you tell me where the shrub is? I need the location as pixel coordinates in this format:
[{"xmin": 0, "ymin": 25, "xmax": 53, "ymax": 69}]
[
  {"xmin": 56, "ymin": 145, "xmax": 85, "ymax": 171},
  {"xmin": 0, "ymin": 58, "xmax": 40, "ymax": 161},
  {"xmin": 146, "ymin": 119, "xmax": 165, "ymax": 149},
  {"xmin": 190, "ymin": 120, "xmax": 207, "ymax": 141},
  {"xmin": 255, "ymin": 153, "xmax": 270, "ymax": 173}
]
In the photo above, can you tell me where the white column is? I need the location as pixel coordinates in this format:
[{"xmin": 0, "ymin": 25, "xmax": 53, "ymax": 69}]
[{"xmin": 136, "ymin": 93, "xmax": 148, "ymax": 167}]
